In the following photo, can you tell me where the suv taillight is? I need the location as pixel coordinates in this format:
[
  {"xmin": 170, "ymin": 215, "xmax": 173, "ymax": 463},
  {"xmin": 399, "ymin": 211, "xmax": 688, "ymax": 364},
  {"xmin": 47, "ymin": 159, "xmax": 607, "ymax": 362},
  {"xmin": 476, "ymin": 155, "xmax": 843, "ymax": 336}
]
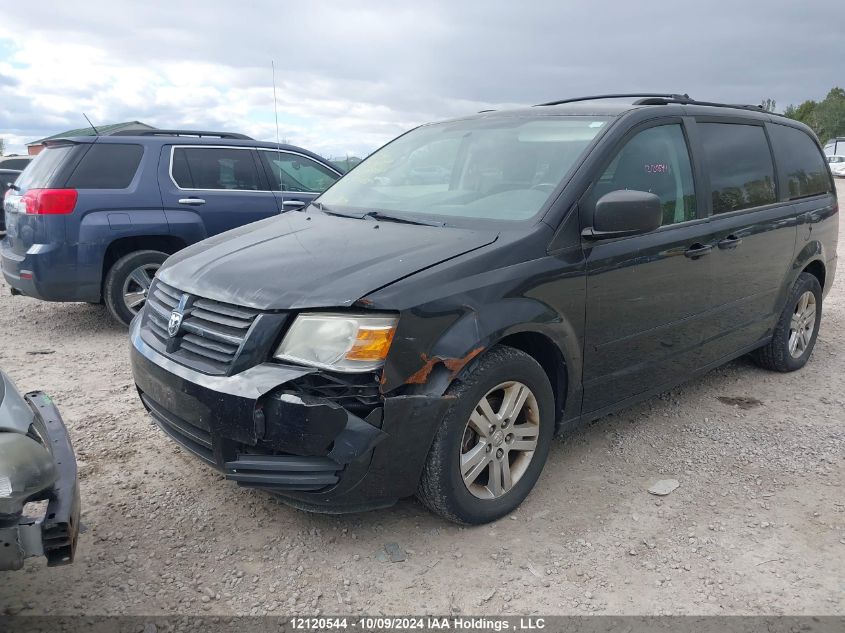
[{"xmin": 22, "ymin": 188, "xmax": 78, "ymax": 215}]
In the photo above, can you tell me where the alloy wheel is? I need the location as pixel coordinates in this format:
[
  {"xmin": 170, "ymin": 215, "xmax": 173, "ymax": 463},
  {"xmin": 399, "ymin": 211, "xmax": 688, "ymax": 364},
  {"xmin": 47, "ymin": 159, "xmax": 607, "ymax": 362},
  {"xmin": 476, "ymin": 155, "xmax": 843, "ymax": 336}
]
[
  {"xmin": 459, "ymin": 381, "xmax": 540, "ymax": 499},
  {"xmin": 122, "ymin": 263, "xmax": 159, "ymax": 315},
  {"xmin": 788, "ymin": 290, "xmax": 816, "ymax": 359}
]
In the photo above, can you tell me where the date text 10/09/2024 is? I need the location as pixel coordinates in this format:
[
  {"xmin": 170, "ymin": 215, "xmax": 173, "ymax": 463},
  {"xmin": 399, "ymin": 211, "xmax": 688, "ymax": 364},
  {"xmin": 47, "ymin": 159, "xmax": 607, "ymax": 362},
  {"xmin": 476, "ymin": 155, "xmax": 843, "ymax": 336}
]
[{"xmin": 290, "ymin": 617, "xmax": 547, "ymax": 630}]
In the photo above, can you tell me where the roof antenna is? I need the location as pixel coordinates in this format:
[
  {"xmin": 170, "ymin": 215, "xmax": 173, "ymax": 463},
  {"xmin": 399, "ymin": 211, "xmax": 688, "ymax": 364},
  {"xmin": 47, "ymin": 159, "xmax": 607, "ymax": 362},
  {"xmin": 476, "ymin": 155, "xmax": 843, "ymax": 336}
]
[
  {"xmin": 82, "ymin": 113, "xmax": 100, "ymax": 136},
  {"xmin": 270, "ymin": 60, "xmax": 285, "ymax": 194},
  {"xmin": 271, "ymin": 61, "xmax": 282, "ymax": 151}
]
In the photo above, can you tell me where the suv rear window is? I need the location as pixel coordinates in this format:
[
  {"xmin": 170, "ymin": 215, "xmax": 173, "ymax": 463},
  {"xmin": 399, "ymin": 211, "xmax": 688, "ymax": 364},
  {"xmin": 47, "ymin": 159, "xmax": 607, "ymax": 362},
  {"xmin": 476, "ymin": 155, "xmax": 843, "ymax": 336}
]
[
  {"xmin": 15, "ymin": 145, "xmax": 75, "ymax": 191},
  {"xmin": 698, "ymin": 123, "xmax": 777, "ymax": 214},
  {"xmin": 768, "ymin": 124, "xmax": 832, "ymax": 200},
  {"xmin": 66, "ymin": 144, "xmax": 143, "ymax": 189}
]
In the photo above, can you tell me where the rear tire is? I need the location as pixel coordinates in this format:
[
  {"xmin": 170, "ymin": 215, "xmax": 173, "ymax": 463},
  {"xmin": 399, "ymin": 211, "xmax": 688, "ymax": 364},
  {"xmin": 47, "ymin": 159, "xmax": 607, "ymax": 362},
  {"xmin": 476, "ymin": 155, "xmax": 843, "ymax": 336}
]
[
  {"xmin": 417, "ymin": 345, "xmax": 555, "ymax": 524},
  {"xmin": 752, "ymin": 272, "xmax": 822, "ymax": 372},
  {"xmin": 104, "ymin": 250, "xmax": 168, "ymax": 326}
]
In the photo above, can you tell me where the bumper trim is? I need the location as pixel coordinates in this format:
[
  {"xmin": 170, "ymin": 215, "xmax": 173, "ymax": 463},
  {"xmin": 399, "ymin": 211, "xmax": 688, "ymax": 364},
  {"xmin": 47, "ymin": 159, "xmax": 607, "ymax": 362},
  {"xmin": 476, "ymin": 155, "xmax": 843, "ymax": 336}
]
[
  {"xmin": 26, "ymin": 391, "xmax": 80, "ymax": 567},
  {"xmin": 224, "ymin": 453, "xmax": 340, "ymax": 491},
  {"xmin": 140, "ymin": 392, "xmax": 215, "ymax": 465},
  {"xmin": 225, "ymin": 451, "xmax": 341, "ymax": 491}
]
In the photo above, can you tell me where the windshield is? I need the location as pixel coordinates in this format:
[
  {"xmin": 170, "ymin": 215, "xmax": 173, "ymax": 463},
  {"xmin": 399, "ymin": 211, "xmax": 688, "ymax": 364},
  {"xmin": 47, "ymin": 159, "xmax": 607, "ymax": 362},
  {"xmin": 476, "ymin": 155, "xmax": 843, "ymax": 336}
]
[{"xmin": 319, "ymin": 116, "xmax": 611, "ymax": 222}]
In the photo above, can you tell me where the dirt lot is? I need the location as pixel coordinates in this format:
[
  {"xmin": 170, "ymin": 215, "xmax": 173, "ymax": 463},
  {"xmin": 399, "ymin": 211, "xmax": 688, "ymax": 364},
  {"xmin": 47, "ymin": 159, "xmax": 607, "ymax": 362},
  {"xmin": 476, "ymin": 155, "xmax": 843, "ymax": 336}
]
[{"xmin": 1, "ymin": 182, "xmax": 843, "ymax": 616}]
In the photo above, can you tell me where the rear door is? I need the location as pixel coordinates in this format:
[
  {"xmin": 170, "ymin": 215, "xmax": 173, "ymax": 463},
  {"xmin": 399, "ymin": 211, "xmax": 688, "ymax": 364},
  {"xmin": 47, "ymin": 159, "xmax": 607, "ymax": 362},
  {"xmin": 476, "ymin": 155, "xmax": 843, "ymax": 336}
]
[
  {"xmin": 158, "ymin": 145, "xmax": 279, "ymax": 237},
  {"xmin": 692, "ymin": 120, "xmax": 800, "ymax": 361},
  {"xmin": 581, "ymin": 119, "xmax": 714, "ymax": 413},
  {"xmin": 257, "ymin": 149, "xmax": 341, "ymax": 211}
]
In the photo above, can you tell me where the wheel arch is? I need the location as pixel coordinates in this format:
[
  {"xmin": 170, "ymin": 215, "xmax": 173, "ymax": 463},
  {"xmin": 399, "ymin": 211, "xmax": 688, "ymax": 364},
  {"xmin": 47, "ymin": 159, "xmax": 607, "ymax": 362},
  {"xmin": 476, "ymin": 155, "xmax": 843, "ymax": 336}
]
[
  {"xmin": 388, "ymin": 309, "xmax": 580, "ymax": 431},
  {"xmin": 101, "ymin": 235, "xmax": 187, "ymax": 293},
  {"xmin": 494, "ymin": 330, "xmax": 568, "ymax": 429},
  {"xmin": 782, "ymin": 239, "xmax": 829, "ymax": 309},
  {"xmin": 801, "ymin": 259, "xmax": 826, "ymax": 292}
]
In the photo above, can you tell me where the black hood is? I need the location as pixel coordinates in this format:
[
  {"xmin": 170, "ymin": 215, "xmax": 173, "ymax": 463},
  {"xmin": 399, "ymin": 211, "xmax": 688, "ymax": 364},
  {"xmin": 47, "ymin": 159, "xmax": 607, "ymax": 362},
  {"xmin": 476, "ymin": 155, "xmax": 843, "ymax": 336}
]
[{"xmin": 158, "ymin": 211, "xmax": 498, "ymax": 310}]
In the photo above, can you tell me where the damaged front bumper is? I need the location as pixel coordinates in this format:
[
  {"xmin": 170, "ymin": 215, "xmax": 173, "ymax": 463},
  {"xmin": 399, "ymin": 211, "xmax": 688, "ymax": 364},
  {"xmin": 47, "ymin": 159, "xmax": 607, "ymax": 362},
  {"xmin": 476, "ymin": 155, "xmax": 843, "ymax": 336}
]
[
  {"xmin": 130, "ymin": 319, "xmax": 451, "ymax": 512},
  {"xmin": 0, "ymin": 392, "xmax": 81, "ymax": 571}
]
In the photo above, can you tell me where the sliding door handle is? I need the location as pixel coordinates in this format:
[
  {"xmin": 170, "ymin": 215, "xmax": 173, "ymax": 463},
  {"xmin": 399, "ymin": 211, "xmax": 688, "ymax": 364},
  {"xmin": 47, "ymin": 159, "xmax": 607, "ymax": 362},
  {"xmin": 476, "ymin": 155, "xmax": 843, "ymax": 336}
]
[
  {"xmin": 717, "ymin": 235, "xmax": 743, "ymax": 250},
  {"xmin": 684, "ymin": 243, "xmax": 713, "ymax": 259}
]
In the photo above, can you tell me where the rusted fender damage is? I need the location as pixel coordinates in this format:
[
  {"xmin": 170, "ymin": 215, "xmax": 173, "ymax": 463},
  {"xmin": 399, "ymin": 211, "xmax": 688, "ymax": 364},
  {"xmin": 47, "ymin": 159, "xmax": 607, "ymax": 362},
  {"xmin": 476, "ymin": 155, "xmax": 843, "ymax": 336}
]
[{"xmin": 401, "ymin": 347, "xmax": 485, "ymax": 386}]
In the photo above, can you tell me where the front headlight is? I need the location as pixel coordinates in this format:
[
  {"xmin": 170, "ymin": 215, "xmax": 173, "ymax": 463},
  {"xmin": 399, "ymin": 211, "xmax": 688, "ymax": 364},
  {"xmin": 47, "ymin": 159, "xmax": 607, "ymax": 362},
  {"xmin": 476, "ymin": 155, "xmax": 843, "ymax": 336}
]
[{"xmin": 274, "ymin": 313, "xmax": 398, "ymax": 373}]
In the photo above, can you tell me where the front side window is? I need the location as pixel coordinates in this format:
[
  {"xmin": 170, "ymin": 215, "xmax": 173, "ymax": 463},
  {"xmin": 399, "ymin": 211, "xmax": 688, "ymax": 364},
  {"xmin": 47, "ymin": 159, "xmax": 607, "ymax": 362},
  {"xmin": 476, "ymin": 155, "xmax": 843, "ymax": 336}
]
[
  {"xmin": 260, "ymin": 151, "xmax": 339, "ymax": 193},
  {"xmin": 171, "ymin": 147, "xmax": 261, "ymax": 191},
  {"xmin": 698, "ymin": 123, "xmax": 776, "ymax": 214},
  {"xmin": 318, "ymin": 116, "xmax": 611, "ymax": 222},
  {"xmin": 589, "ymin": 124, "xmax": 697, "ymax": 226}
]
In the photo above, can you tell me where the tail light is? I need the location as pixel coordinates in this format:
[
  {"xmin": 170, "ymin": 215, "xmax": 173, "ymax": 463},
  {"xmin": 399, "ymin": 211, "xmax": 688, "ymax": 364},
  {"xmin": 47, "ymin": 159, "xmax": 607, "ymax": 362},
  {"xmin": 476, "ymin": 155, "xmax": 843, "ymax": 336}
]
[{"xmin": 21, "ymin": 189, "xmax": 78, "ymax": 215}]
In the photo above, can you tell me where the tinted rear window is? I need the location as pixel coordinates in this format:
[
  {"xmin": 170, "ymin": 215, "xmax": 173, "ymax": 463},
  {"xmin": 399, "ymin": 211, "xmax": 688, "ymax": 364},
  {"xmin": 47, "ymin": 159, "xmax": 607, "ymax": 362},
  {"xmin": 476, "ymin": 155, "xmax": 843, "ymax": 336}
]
[
  {"xmin": 768, "ymin": 124, "xmax": 831, "ymax": 200},
  {"xmin": 698, "ymin": 123, "xmax": 777, "ymax": 214},
  {"xmin": 66, "ymin": 144, "xmax": 143, "ymax": 189},
  {"xmin": 15, "ymin": 145, "xmax": 76, "ymax": 191}
]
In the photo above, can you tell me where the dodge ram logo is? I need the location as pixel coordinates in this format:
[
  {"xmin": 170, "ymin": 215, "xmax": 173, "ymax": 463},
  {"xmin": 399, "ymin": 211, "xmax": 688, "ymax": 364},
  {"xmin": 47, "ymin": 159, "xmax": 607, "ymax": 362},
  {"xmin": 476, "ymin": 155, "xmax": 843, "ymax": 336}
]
[
  {"xmin": 167, "ymin": 294, "xmax": 189, "ymax": 338},
  {"xmin": 167, "ymin": 310, "xmax": 183, "ymax": 337}
]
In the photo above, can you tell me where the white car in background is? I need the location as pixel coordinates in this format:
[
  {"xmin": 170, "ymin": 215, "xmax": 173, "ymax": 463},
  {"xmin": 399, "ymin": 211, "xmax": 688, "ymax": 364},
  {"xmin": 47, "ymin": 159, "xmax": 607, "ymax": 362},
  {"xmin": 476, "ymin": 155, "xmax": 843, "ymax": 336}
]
[{"xmin": 827, "ymin": 155, "xmax": 845, "ymax": 177}]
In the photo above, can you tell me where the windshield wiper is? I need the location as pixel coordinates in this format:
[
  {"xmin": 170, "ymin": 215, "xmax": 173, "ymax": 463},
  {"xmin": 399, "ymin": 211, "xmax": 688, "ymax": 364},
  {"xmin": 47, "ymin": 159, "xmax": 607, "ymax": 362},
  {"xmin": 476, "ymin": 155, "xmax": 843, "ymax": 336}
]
[
  {"xmin": 362, "ymin": 211, "xmax": 443, "ymax": 227},
  {"xmin": 313, "ymin": 203, "xmax": 443, "ymax": 226},
  {"xmin": 312, "ymin": 202, "xmax": 358, "ymax": 218}
]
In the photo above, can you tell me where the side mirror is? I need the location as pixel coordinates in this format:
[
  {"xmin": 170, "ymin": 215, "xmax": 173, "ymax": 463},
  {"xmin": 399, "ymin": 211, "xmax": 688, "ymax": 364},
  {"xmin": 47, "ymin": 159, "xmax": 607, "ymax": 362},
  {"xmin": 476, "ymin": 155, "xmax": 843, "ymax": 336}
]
[{"xmin": 583, "ymin": 189, "xmax": 663, "ymax": 240}]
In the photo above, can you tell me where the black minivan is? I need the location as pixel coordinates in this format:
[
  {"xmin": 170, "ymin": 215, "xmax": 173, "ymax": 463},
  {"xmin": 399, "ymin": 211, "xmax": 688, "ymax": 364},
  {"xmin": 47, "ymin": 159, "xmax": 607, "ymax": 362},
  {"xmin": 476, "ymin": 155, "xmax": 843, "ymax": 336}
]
[{"xmin": 130, "ymin": 95, "xmax": 838, "ymax": 524}]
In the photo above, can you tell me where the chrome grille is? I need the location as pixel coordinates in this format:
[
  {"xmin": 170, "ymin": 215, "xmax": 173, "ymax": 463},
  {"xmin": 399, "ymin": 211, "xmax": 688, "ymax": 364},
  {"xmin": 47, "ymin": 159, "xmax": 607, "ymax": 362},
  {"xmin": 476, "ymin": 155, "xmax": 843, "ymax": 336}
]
[{"xmin": 142, "ymin": 280, "xmax": 259, "ymax": 375}]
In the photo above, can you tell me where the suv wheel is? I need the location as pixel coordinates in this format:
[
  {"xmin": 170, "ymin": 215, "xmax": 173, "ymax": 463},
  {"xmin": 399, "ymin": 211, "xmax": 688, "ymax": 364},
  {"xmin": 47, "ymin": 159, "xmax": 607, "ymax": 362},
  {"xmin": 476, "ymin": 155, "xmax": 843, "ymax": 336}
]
[
  {"xmin": 104, "ymin": 250, "xmax": 168, "ymax": 326},
  {"xmin": 417, "ymin": 345, "xmax": 555, "ymax": 524},
  {"xmin": 752, "ymin": 272, "xmax": 822, "ymax": 372}
]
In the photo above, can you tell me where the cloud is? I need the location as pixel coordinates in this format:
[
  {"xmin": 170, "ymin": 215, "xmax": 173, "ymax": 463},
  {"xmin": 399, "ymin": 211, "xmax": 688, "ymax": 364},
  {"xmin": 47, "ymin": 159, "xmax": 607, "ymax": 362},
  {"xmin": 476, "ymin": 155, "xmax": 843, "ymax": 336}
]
[{"xmin": 0, "ymin": 1, "xmax": 842, "ymax": 156}]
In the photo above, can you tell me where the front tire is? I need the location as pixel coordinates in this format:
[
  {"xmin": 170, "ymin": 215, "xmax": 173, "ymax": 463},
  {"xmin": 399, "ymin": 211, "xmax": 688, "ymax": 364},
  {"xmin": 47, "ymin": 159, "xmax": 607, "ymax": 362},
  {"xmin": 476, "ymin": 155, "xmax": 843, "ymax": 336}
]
[
  {"xmin": 752, "ymin": 272, "xmax": 822, "ymax": 372},
  {"xmin": 417, "ymin": 345, "xmax": 555, "ymax": 524},
  {"xmin": 104, "ymin": 250, "xmax": 168, "ymax": 326}
]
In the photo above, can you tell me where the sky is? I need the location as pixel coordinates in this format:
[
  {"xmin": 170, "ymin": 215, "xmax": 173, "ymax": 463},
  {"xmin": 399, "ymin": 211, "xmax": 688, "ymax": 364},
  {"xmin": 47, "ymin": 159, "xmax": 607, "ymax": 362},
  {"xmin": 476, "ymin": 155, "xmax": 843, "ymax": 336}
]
[{"xmin": 0, "ymin": 1, "xmax": 842, "ymax": 158}]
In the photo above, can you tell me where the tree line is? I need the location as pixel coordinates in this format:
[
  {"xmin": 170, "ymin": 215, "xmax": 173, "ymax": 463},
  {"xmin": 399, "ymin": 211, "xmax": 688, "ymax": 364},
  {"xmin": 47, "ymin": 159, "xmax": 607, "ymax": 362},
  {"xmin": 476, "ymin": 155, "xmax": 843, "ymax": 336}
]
[{"xmin": 766, "ymin": 87, "xmax": 845, "ymax": 144}]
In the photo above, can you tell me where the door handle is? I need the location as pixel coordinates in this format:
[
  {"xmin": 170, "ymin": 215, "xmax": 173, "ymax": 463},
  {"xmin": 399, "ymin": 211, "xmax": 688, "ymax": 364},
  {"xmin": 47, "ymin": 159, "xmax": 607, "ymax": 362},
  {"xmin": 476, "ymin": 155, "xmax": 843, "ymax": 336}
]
[
  {"xmin": 684, "ymin": 243, "xmax": 714, "ymax": 259},
  {"xmin": 178, "ymin": 198, "xmax": 206, "ymax": 205},
  {"xmin": 717, "ymin": 234, "xmax": 743, "ymax": 250},
  {"xmin": 282, "ymin": 200, "xmax": 306, "ymax": 209}
]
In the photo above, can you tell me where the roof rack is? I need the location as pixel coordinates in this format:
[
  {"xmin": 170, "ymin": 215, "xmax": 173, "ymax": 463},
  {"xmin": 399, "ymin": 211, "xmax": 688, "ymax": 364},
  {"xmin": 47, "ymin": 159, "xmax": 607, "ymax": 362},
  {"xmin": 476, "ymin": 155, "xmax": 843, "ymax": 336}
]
[
  {"xmin": 111, "ymin": 129, "xmax": 254, "ymax": 140},
  {"xmin": 535, "ymin": 93, "xmax": 779, "ymax": 116},
  {"xmin": 535, "ymin": 93, "xmax": 691, "ymax": 107}
]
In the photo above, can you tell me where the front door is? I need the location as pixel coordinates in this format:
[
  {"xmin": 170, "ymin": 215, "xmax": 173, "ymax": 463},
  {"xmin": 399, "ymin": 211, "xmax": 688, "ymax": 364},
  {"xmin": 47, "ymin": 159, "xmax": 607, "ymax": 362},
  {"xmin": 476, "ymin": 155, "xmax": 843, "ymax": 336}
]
[
  {"xmin": 159, "ymin": 145, "xmax": 279, "ymax": 238},
  {"xmin": 581, "ymin": 120, "xmax": 713, "ymax": 413}
]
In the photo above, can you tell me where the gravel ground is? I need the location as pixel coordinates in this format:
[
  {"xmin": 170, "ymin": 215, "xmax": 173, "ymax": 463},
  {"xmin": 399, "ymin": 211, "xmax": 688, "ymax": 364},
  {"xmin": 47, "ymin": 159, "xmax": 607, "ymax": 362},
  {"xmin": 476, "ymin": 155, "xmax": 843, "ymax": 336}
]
[{"xmin": 1, "ymin": 182, "xmax": 843, "ymax": 616}]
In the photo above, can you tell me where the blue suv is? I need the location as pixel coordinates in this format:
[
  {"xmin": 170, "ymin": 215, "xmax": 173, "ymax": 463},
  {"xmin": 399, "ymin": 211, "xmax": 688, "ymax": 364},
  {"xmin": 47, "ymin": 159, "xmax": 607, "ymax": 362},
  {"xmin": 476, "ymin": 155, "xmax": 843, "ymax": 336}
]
[{"xmin": 1, "ymin": 130, "xmax": 342, "ymax": 324}]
